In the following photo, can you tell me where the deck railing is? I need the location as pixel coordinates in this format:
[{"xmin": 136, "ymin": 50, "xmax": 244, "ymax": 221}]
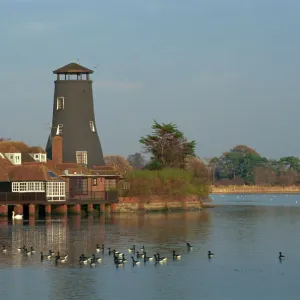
[{"xmin": 0, "ymin": 190, "xmax": 119, "ymax": 205}]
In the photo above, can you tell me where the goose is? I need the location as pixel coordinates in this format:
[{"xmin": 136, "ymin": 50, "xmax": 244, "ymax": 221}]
[
  {"xmin": 136, "ymin": 251, "xmax": 144, "ymax": 258},
  {"xmin": 2, "ymin": 246, "xmax": 7, "ymax": 254},
  {"xmin": 143, "ymin": 252, "xmax": 153, "ymax": 262},
  {"xmin": 40, "ymin": 252, "xmax": 51, "ymax": 261},
  {"xmin": 114, "ymin": 249, "xmax": 123, "ymax": 257},
  {"xmin": 186, "ymin": 242, "xmax": 193, "ymax": 250},
  {"xmin": 101, "ymin": 244, "xmax": 105, "ymax": 253},
  {"xmin": 17, "ymin": 245, "xmax": 25, "ymax": 252},
  {"xmin": 157, "ymin": 253, "xmax": 167, "ymax": 262},
  {"xmin": 114, "ymin": 255, "xmax": 124, "ymax": 267},
  {"xmin": 96, "ymin": 244, "xmax": 101, "ymax": 253},
  {"xmin": 49, "ymin": 250, "xmax": 55, "ymax": 257},
  {"xmin": 55, "ymin": 255, "xmax": 67, "ymax": 264},
  {"xmin": 30, "ymin": 246, "xmax": 35, "ymax": 254},
  {"xmin": 140, "ymin": 245, "xmax": 145, "ymax": 252},
  {"xmin": 108, "ymin": 248, "xmax": 112, "ymax": 256},
  {"xmin": 57, "ymin": 252, "xmax": 68, "ymax": 260},
  {"xmin": 128, "ymin": 245, "xmax": 136, "ymax": 253},
  {"xmin": 90, "ymin": 257, "xmax": 96, "ymax": 267},
  {"xmin": 131, "ymin": 256, "xmax": 140, "ymax": 265},
  {"xmin": 154, "ymin": 254, "xmax": 165, "ymax": 264},
  {"xmin": 279, "ymin": 252, "xmax": 285, "ymax": 260},
  {"xmin": 12, "ymin": 211, "xmax": 23, "ymax": 220},
  {"xmin": 92, "ymin": 254, "xmax": 102, "ymax": 263},
  {"xmin": 173, "ymin": 250, "xmax": 182, "ymax": 260},
  {"xmin": 208, "ymin": 250, "xmax": 215, "ymax": 259},
  {"xmin": 25, "ymin": 248, "xmax": 32, "ymax": 256},
  {"xmin": 121, "ymin": 254, "xmax": 128, "ymax": 263},
  {"xmin": 79, "ymin": 254, "xmax": 89, "ymax": 265}
]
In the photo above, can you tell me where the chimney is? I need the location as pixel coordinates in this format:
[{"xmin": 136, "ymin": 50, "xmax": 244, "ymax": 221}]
[{"xmin": 52, "ymin": 136, "xmax": 63, "ymax": 164}]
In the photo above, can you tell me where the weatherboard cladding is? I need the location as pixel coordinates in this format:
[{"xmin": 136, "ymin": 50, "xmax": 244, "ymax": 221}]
[{"xmin": 46, "ymin": 69, "xmax": 105, "ymax": 168}]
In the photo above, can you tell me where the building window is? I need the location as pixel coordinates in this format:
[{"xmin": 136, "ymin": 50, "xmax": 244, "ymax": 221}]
[
  {"xmin": 12, "ymin": 181, "xmax": 46, "ymax": 193},
  {"xmin": 19, "ymin": 182, "xmax": 27, "ymax": 191},
  {"xmin": 90, "ymin": 121, "xmax": 95, "ymax": 132},
  {"xmin": 40, "ymin": 154, "xmax": 46, "ymax": 162},
  {"xmin": 34, "ymin": 154, "xmax": 39, "ymax": 159},
  {"xmin": 69, "ymin": 178, "xmax": 88, "ymax": 195},
  {"xmin": 56, "ymin": 124, "xmax": 63, "ymax": 135},
  {"xmin": 76, "ymin": 151, "xmax": 87, "ymax": 165},
  {"xmin": 46, "ymin": 182, "xmax": 66, "ymax": 201},
  {"xmin": 12, "ymin": 182, "xmax": 19, "ymax": 192},
  {"xmin": 105, "ymin": 179, "xmax": 116, "ymax": 191},
  {"xmin": 93, "ymin": 178, "xmax": 97, "ymax": 186},
  {"xmin": 57, "ymin": 97, "xmax": 64, "ymax": 110}
]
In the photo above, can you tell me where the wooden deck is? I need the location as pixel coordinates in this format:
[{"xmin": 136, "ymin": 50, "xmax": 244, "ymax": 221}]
[{"xmin": 0, "ymin": 191, "xmax": 119, "ymax": 205}]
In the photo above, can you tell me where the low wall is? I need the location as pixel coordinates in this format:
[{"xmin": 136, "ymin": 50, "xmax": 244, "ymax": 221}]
[
  {"xmin": 211, "ymin": 185, "xmax": 300, "ymax": 194},
  {"xmin": 115, "ymin": 195, "xmax": 203, "ymax": 213}
]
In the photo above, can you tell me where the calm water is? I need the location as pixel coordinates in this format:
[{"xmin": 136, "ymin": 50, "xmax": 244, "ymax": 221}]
[{"xmin": 1, "ymin": 194, "xmax": 300, "ymax": 300}]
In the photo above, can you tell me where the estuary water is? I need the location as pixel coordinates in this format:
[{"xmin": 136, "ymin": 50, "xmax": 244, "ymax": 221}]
[{"xmin": 1, "ymin": 194, "xmax": 300, "ymax": 300}]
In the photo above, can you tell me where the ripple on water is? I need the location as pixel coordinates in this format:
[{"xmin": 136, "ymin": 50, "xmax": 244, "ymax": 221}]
[{"xmin": 0, "ymin": 199, "xmax": 300, "ymax": 299}]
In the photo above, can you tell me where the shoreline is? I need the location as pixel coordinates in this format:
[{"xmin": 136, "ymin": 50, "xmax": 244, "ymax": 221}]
[{"xmin": 211, "ymin": 185, "xmax": 300, "ymax": 194}]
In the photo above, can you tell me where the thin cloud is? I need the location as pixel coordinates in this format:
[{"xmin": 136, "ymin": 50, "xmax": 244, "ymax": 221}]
[{"xmin": 95, "ymin": 80, "xmax": 143, "ymax": 91}]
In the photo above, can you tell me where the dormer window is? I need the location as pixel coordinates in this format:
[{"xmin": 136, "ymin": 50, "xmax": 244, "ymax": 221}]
[
  {"xmin": 90, "ymin": 121, "xmax": 95, "ymax": 132},
  {"xmin": 40, "ymin": 154, "xmax": 46, "ymax": 162},
  {"xmin": 34, "ymin": 154, "xmax": 39, "ymax": 159},
  {"xmin": 5, "ymin": 153, "xmax": 22, "ymax": 165},
  {"xmin": 56, "ymin": 124, "xmax": 63, "ymax": 135},
  {"xmin": 57, "ymin": 97, "xmax": 64, "ymax": 110}
]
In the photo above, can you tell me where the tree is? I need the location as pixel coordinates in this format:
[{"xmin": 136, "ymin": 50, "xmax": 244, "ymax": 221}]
[
  {"xmin": 211, "ymin": 145, "xmax": 267, "ymax": 184},
  {"xmin": 279, "ymin": 156, "xmax": 300, "ymax": 172},
  {"xmin": 104, "ymin": 156, "xmax": 133, "ymax": 175},
  {"xmin": 254, "ymin": 166, "xmax": 276, "ymax": 186},
  {"xmin": 140, "ymin": 120, "xmax": 196, "ymax": 169},
  {"xmin": 127, "ymin": 152, "xmax": 146, "ymax": 169}
]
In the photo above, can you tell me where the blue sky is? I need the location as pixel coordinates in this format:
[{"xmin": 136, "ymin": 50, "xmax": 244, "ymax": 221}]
[{"xmin": 0, "ymin": 0, "xmax": 299, "ymax": 159}]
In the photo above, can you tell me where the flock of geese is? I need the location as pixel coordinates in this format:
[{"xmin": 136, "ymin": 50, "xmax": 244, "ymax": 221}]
[
  {"xmin": 2, "ymin": 244, "xmax": 287, "ymax": 268},
  {"xmin": 1, "ymin": 242, "xmax": 216, "ymax": 268}
]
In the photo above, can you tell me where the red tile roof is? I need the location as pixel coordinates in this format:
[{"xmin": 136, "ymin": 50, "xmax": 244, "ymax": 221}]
[
  {"xmin": 27, "ymin": 146, "xmax": 46, "ymax": 154},
  {"xmin": 0, "ymin": 142, "xmax": 21, "ymax": 153},
  {"xmin": 0, "ymin": 156, "xmax": 12, "ymax": 181},
  {"xmin": 7, "ymin": 165, "xmax": 65, "ymax": 181}
]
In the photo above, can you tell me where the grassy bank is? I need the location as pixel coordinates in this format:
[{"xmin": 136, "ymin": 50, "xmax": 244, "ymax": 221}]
[
  {"xmin": 211, "ymin": 185, "xmax": 300, "ymax": 194},
  {"xmin": 121, "ymin": 168, "xmax": 210, "ymax": 198}
]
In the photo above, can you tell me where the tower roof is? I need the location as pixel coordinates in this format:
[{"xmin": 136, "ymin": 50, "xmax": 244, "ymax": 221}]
[{"xmin": 53, "ymin": 62, "xmax": 93, "ymax": 74}]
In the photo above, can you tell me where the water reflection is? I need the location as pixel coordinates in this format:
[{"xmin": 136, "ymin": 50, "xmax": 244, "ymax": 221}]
[
  {"xmin": 0, "ymin": 211, "xmax": 212, "ymax": 268},
  {"xmin": 3, "ymin": 202, "xmax": 300, "ymax": 300}
]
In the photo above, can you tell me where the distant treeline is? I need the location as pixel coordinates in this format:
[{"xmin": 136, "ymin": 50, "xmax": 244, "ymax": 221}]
[{"xmin": 207, "ymin": 145, "xmax": 300, "ymax": 186}]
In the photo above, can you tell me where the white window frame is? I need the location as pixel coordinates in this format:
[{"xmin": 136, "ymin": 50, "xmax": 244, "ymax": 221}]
[
  {"xmin": 0, "ymin": 153, "xmax": 4, "ymax": 158},
  {"xmin": 90, "ymin": 121, "xmax": 95, "ymax": 132},
  {"xmin": 40, "ymin": 154, "xmax": 47, "ymax": 162},
  {"xmin": 56, "ymin": 97, "xmax": 64, "ymax": 110},
  {"xmin": 76, "ymin": 151, "xmax": 88, "ymax": 165},
  {"xmin": 46, "ymin": 182, "xmax": 66, "ymax": 201},
  {"xmin": 12, "ymin": 181, "xmax": 45, "ymax": 193},
  {"xmin": 56, "ymin": 124, "xmax": 63, "ymax": 135}
]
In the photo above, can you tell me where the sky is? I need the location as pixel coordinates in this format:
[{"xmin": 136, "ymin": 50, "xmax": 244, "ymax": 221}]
[{"xmin": 0, "ymin": 0, "xmax": 300, "ymax": 159}]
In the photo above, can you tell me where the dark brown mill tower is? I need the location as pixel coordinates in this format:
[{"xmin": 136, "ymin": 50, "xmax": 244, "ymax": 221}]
[{"xmin": 46, "ymin": 62, "xmax": 105, "ymax": 167}]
